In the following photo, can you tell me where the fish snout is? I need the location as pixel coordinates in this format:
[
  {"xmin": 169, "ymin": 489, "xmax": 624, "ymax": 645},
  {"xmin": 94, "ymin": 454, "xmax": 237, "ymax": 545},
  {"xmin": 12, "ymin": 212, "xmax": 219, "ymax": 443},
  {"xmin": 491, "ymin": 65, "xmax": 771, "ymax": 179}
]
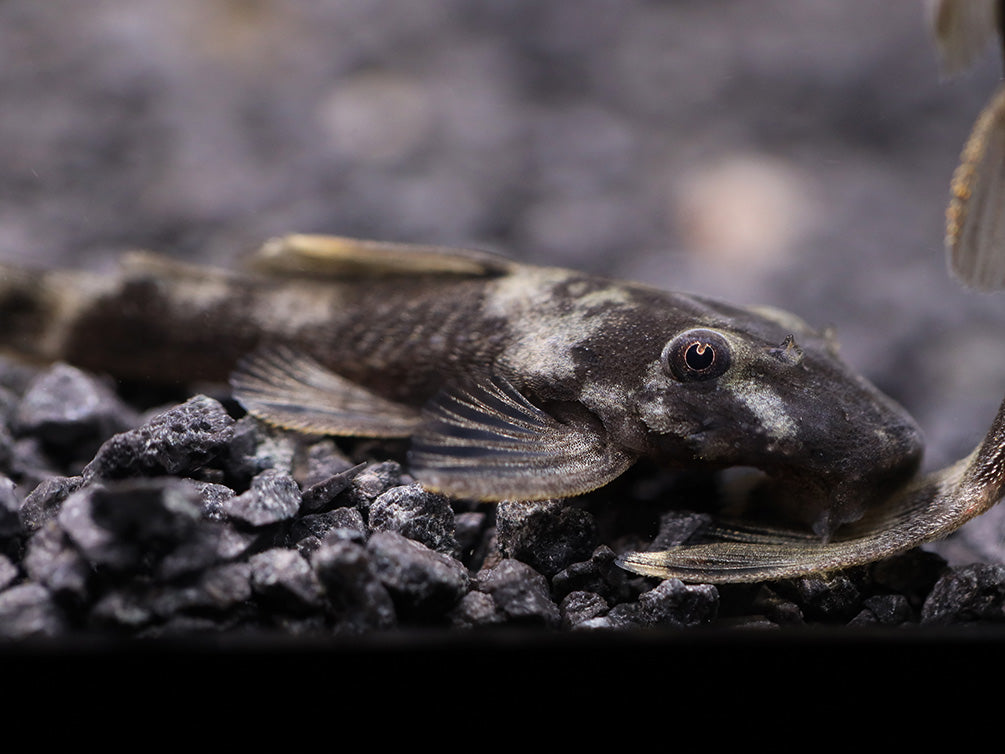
[{"xmin": 810, "ymin": 403, "xmax": 925, "ymax": 536}]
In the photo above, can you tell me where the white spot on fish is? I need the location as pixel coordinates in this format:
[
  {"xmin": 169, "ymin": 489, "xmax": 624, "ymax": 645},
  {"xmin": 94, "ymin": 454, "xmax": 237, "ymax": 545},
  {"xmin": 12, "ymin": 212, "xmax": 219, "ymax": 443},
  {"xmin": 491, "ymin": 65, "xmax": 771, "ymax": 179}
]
[
  {"xmin": 487, "ymin": 267, "xmax": 634, "ymax": 383},
  {"xmin": 733, "ymin": 386, "xmax": 799, "ymax": 441}
]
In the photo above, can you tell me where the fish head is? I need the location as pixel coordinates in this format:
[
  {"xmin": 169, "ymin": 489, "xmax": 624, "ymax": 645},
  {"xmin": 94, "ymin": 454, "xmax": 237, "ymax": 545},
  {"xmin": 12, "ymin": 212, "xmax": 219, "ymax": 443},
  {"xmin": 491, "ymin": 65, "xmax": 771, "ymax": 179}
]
[{"xmin": 632, "ymin": 300, "xmax": 923, "ymax": 536}]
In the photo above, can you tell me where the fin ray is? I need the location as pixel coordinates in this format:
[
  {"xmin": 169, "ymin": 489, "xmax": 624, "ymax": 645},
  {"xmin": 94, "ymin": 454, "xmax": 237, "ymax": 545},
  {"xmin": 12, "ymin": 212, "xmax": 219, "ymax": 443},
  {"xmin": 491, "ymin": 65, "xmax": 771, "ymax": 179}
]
[
  {"xmin": 409, "ymin": 375, "xmax": 635, "ymax": 501},
  {"xmin": 230, "ymin": 345, "xmax": 420, "ymax": 437}
]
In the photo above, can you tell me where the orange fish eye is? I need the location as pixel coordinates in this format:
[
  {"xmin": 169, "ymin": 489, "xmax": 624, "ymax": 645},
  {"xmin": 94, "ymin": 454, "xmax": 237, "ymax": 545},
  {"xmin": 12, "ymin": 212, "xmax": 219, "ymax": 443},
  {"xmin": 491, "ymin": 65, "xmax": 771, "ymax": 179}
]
[{"xmin": 661, "ymin": 328, "xmax": 731, "ymax": 382}]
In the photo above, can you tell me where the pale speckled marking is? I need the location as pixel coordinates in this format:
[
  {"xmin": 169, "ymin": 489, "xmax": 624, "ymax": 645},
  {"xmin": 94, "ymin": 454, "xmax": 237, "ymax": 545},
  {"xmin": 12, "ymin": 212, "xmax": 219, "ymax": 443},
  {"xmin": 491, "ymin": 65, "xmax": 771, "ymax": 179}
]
[
  {"xmin": 635, "ymin": 361, "xmax": 691, "ymax": 437},
  {"xmin": 729, "ymin": 383, "xmax": 799, "ymax": 442},
  {"xmin": 251, "ymin": 285, "xmax": 336, "ymax": 335},
  {"xmin": 486, "ymin": 267, "xmax": 635, "ymax": 383}
]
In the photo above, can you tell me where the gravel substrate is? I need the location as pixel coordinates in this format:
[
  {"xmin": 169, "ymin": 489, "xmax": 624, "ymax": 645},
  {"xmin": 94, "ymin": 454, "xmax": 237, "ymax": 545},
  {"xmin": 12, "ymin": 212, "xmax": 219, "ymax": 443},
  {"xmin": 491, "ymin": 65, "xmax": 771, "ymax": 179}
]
[
  {"xmin": 1, "ymin": 3, "xmax": 1004, "ymax": 650},
  {"xmin": 0, "ymin": 358, "xmax": 1001, "ymax": 642}
]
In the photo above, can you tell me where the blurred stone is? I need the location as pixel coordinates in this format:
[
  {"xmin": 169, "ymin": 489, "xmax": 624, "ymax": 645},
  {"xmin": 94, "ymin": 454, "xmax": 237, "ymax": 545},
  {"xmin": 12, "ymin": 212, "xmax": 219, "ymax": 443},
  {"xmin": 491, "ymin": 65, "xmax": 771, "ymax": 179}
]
[
  {"xmin": 23, "ymin": 519, "xmax": 91, "ymax": 602},
  {"xmin": 311, "ymin": 538, "xmax": 397, "ymax": 633},
  {"xmin": 0, "ymin": 474, "xmax": 20, "ymax": 538},
  {"xmin": 366, "ymin": 530, "xmax": 469, "ymax": 620},
  {"xmin": 453, "ymin": 510, "xmax": 489, "ymax": 567},
  {"xmin": 14, "ymin": 363, "xmax": 136, "ymax": 452},
  {"xmin": 673, "ymin": 154, "xmax": 813, "ymax": 269},
  {"xmin": 225, "ymin": 416, "xmax": 298, "ymax": 483},
  {"xmin": 0, "ymin": 583, "xmax": 65, "ymax": 638},
  {"xmin": 751, "ymin": 585, "xmax": 804, "ymax": 626},
  {"xmin": 648, "ymin": 510, "xmax": 710, "ymax": 550},
  {"xmin": 474, "ymin": 558, "xmax": 559, "ymax": 628},
  {"xmin": 249, "ymin": 548, "xmax": 323, "ymax": 611},
  {"xmin": 198, "ymin": 562, "xmax": 253, "ymax": 611},
  {"xmin": 448, "ymin": 590, "xmax": 504, "ymax": 629},
  {"xmin": 0, "ymin": 554, "xmax": 17, "ymax": 591},
  {"xmin": 58, "ymin": 477, "xmax": 203, "ymax": 572}
]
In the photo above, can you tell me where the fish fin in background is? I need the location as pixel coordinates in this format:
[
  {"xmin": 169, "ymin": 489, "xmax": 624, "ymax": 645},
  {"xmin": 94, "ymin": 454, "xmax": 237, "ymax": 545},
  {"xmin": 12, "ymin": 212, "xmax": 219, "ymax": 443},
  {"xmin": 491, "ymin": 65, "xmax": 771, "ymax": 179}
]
[
  {"xmin": 929, "ymin": 0, "xmax": 1002, "ymax": 75},
  {"xmin": 249, "ymin": 233, "xmax": 514, "ymax": 280},
  {"xmin": 231, "ymin": 345, "xmax": 421, "ymax": 437},
  {"xmin": 408, "ymin": 374, "xmax": 636, "ymax": 502},
  {"xmin": 930, "ymin": 0, "xmax": 1005, "ymax": 290},
  {"xmin": 947, "ymin": 84, "xmax": 1005, "ymax": 290}
]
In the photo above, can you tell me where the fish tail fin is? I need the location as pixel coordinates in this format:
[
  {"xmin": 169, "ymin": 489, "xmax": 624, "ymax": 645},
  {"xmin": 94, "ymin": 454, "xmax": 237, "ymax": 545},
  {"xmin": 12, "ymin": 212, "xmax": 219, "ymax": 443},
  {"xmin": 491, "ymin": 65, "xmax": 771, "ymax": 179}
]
[{"xmin": 0, "ymin": 261, "xmax": 101, "ymax": 364}]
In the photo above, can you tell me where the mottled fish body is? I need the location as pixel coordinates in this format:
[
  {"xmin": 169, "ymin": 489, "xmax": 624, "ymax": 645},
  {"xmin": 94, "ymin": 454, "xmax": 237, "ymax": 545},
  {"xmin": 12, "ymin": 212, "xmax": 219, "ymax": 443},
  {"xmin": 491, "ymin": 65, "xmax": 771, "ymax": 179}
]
[{"xmin": 1, "ymin": 234, "xmax": 1002, "ymax": 582}]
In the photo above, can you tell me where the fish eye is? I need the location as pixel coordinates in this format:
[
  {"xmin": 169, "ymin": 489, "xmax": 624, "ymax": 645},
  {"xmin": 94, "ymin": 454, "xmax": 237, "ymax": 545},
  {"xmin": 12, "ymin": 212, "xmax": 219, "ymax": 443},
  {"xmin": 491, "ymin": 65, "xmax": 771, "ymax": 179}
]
[{"xmin": 661, "ymin": 329, "xmax": 731, "ymax": 382}]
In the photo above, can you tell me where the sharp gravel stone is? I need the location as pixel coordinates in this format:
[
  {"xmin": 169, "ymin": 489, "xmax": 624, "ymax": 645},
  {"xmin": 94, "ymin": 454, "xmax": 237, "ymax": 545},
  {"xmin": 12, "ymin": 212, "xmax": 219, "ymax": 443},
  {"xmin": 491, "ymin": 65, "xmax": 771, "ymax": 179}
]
[
  {"xmin": 301, "ymin": 462, "xmax": 366, "ymax": 512},
  {"xmin": 343, "ymin": 461, "xmax": 404, "ymax": 511},
  {"xmin": 495, "ymin": 499, "xmax": 597, "ymax": 578},
  {"xmin": 849, "ymin": 594, "xmax": 914, "ymax": 626},
  {"xmin": 584, "ymin": 579, "xmax": 718, "ymax": 630},
  {"xmin": 778, "ymin": 575, "xmax": 863, "ymax": 623},
  {"xmin": 368, "ymin": 483, "xmax": 460, "ymax": 556},
  {"xmin": 921, "ymin": 564, "xmax": 1005, "ymax": 625},
  {"xmin": 291, "ymin": 507, "xmax": 368, "ymax": 555},
  {"xmin": 560, "ymin": 590, "xmax": 610, "ymax": 629},
  {"xmin": 298, "ymin": 440, "xmax": 356, "ymax": 489},
  {"xmin": 222, "ymin": 468, "xmax": 301, "ymax": 527},
  {"xmin": 82, "ymin": 395, "xmax": 235, "ymax": 480},
  {"xmin": 18, "ymin": 475, "xmax": 84, "ymax": 533}
]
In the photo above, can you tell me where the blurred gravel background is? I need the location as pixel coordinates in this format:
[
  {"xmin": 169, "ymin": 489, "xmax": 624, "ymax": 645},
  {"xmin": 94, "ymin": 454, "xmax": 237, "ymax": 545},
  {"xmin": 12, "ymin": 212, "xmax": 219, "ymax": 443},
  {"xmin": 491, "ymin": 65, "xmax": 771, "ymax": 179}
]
[{"xmin": 1, "ymin": 0, "xmax": 1004, "ymax": 632}]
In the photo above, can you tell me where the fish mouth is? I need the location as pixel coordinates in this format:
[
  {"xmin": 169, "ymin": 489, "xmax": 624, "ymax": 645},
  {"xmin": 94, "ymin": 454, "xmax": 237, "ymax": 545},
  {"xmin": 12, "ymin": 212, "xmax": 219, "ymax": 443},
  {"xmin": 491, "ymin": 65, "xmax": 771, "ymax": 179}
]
[
  {"xmin": 617, "ymin": 394, "xmax": 1005, "ymax": 585},
  {"xmin": 716, "ymin": 408, "xmax": 925, "ymax": 538}
]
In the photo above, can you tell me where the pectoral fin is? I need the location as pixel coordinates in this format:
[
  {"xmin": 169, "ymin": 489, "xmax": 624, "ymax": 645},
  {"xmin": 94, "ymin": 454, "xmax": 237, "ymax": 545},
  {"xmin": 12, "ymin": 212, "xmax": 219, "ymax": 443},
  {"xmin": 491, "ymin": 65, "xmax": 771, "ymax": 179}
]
[
  {"xmin": 408, "ymin": 375, "xmax": 636, "ymax": 501},
  {"xmin": 230, "ymin": 346, "xmax": 421, "ymax": 437}
]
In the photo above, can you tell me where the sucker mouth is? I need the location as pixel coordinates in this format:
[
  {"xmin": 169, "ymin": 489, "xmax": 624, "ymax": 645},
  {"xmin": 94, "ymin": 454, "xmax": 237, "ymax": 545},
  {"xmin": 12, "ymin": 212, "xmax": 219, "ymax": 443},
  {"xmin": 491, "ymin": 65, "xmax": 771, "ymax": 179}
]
[{"xmin": 617, "ymin": 395, "xmax": 1005, "ymax": 584}]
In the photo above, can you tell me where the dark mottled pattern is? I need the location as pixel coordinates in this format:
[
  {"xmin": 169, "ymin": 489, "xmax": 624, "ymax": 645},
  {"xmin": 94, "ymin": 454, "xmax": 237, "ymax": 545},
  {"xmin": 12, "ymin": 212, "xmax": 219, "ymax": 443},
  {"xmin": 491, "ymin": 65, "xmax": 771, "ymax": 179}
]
[{"xmin": 0, "ymin": 2, "xmax": 1004, "ymax": 659}]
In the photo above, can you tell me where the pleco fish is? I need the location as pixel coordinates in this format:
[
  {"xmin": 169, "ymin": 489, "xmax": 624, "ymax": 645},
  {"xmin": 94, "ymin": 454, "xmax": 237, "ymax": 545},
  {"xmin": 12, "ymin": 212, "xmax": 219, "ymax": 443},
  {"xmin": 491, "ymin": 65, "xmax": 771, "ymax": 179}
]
[{"xmin": 1, "ymin": 234, "xmax": 1003, "ymax": 583}]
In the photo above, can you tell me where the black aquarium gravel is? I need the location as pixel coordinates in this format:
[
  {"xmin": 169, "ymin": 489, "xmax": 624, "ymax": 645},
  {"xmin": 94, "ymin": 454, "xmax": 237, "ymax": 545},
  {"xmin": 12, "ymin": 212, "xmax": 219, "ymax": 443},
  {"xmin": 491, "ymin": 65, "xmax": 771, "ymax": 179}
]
[
  {"xmin": 0, "ymin": 358, "xmax": 1001, "ymax": 642},
  {"xmin": 0, "ymin": 2, "xmax": 1004, "ymax": 687}
]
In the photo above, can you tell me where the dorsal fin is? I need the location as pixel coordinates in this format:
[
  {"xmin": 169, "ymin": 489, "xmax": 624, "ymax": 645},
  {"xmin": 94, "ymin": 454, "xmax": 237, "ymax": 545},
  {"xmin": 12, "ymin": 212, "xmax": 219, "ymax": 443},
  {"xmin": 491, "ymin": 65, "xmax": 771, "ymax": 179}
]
[{"xmin": 249, "ymin": 234, "xmax": 515, "ymax": 279}]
